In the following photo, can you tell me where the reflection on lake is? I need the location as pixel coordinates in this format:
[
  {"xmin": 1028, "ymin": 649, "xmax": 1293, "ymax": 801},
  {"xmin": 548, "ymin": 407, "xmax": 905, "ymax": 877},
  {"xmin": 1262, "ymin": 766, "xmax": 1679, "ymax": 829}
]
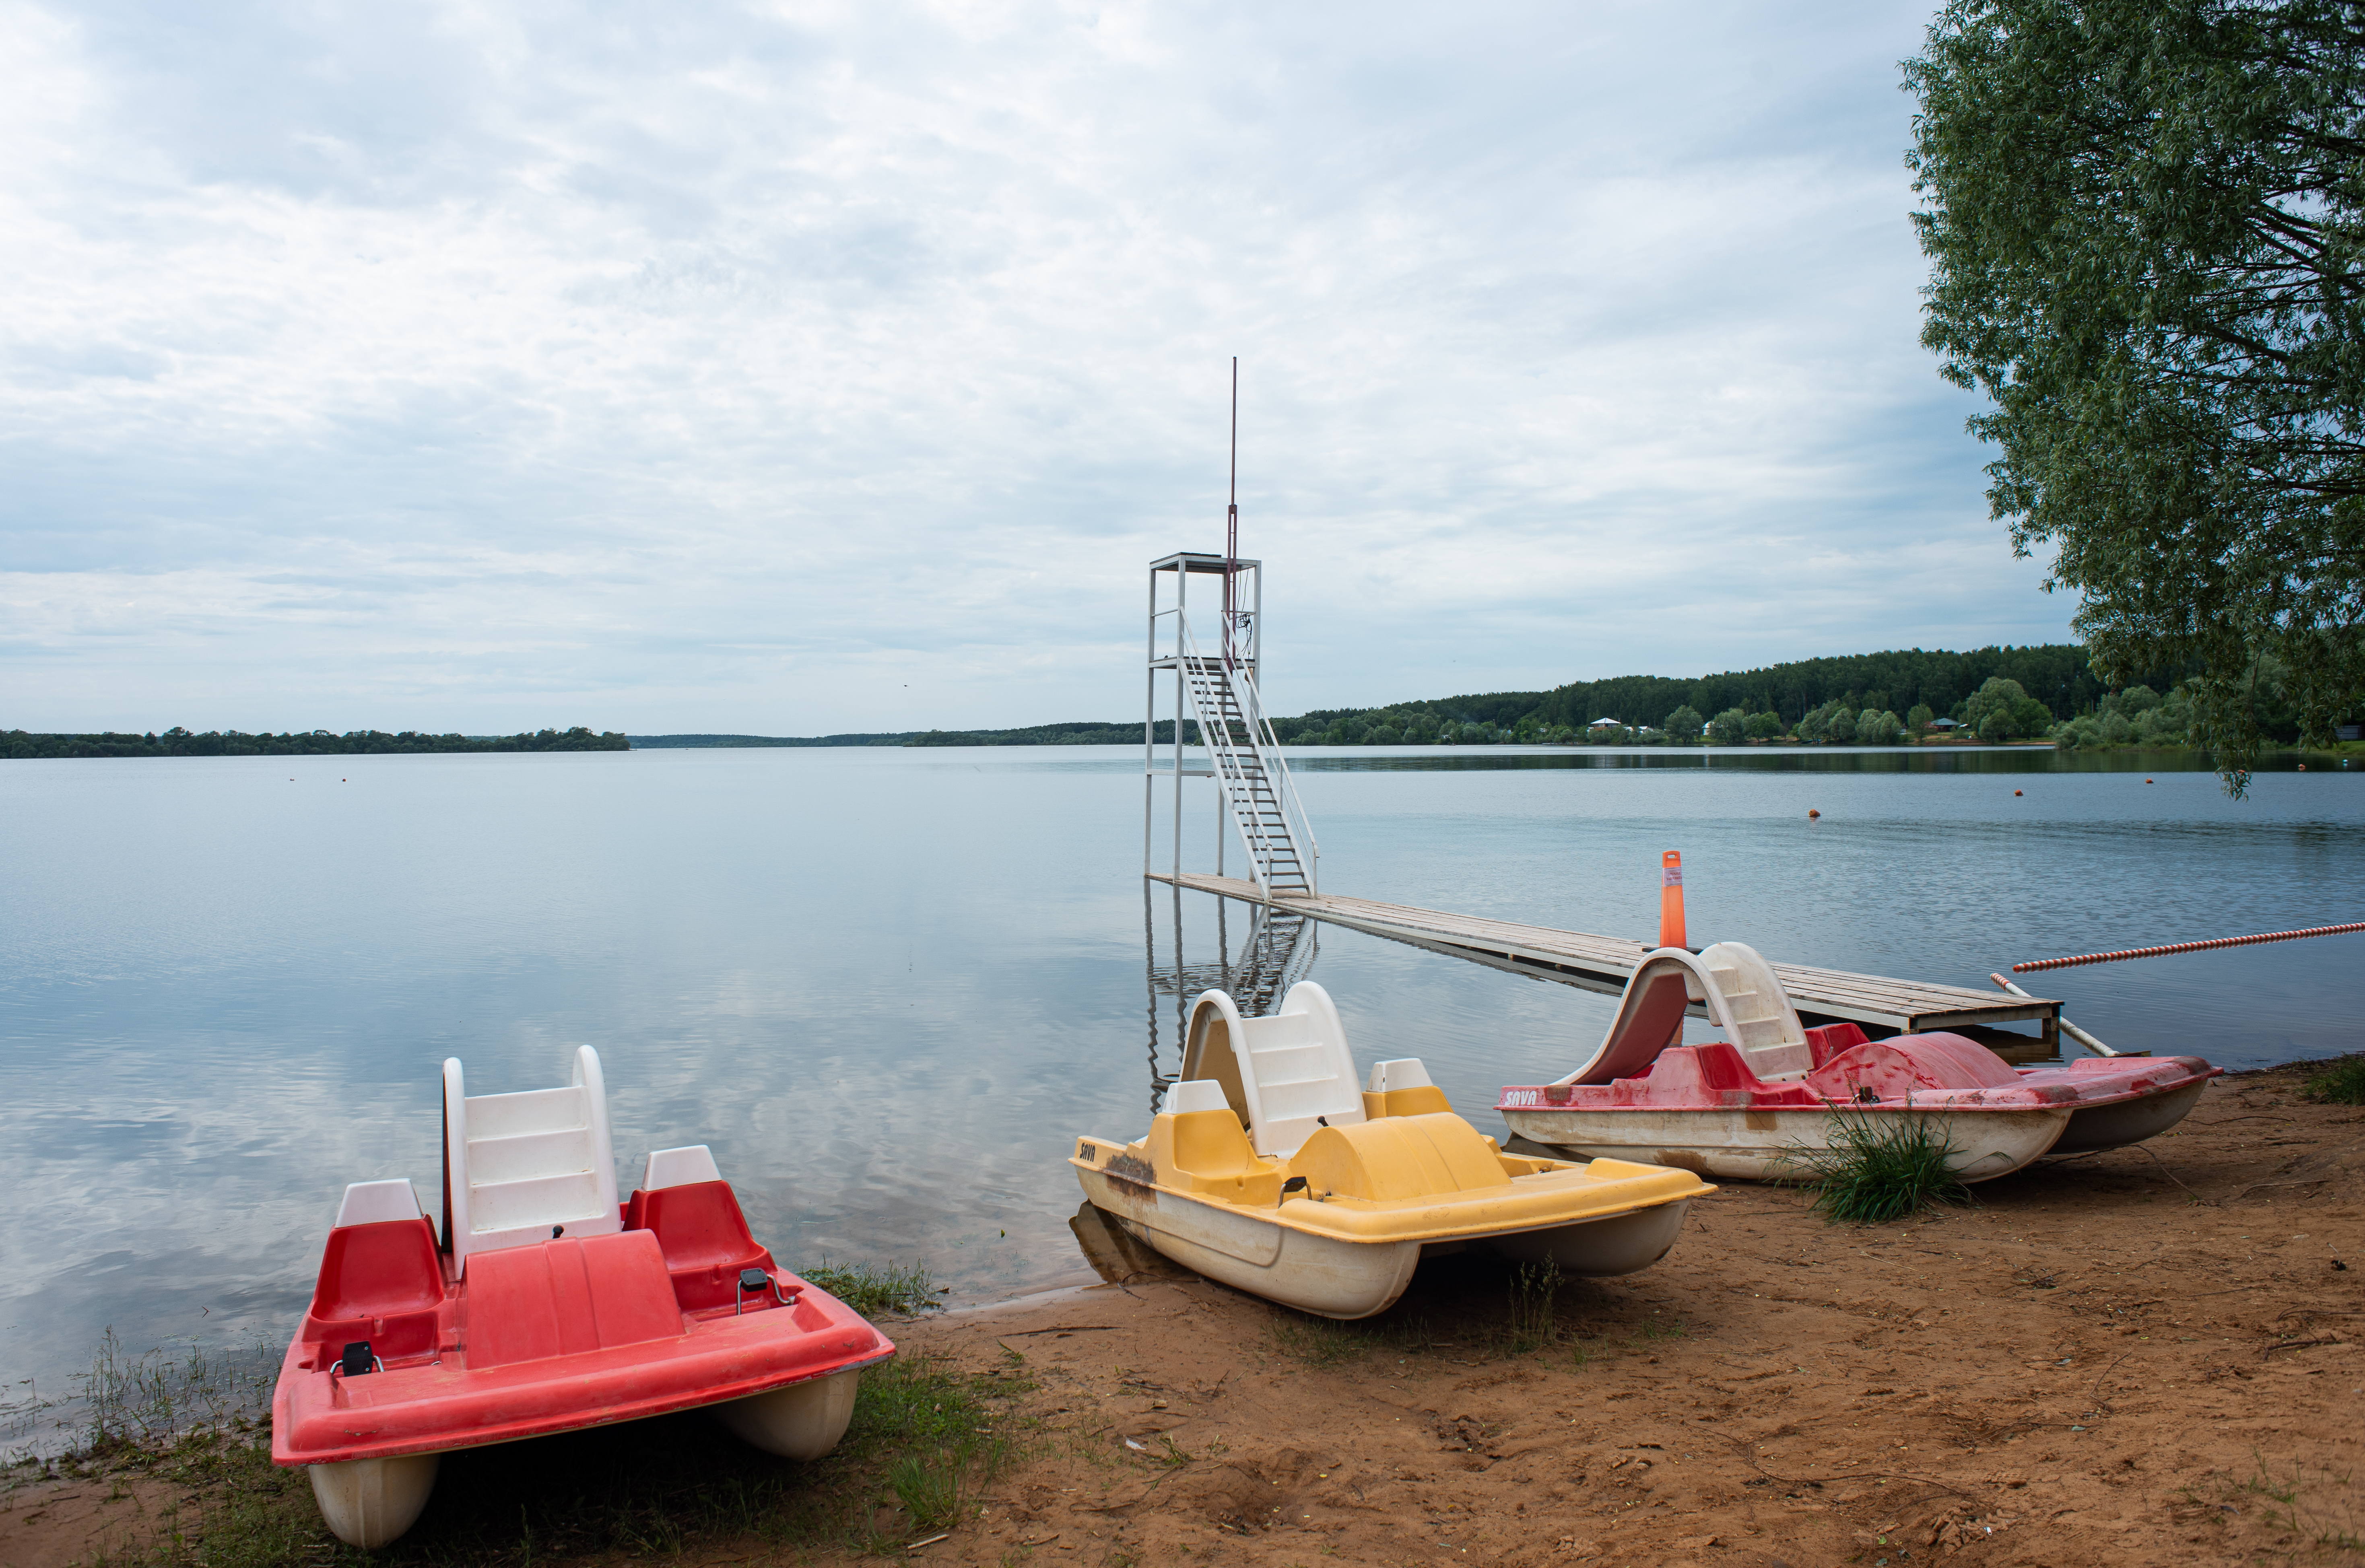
[{"xmin": 2, "ymin": 744, "xmax": 2359, "ymax": 1413}]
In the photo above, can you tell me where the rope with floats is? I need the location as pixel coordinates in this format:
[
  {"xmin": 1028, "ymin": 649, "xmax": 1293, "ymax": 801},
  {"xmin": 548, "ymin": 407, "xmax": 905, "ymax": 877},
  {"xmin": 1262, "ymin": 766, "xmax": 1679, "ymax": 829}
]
[{"xmin": 2012, "ymin": 921, "xmax": 2365, "ymax": 973}]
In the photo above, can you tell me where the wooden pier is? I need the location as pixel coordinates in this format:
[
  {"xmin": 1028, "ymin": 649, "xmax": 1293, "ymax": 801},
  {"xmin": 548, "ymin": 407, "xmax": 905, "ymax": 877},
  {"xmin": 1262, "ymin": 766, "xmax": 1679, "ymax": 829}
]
[{"xmin": 1147, "ymin": 871, "xmax": 2064, "ymax": 1051}]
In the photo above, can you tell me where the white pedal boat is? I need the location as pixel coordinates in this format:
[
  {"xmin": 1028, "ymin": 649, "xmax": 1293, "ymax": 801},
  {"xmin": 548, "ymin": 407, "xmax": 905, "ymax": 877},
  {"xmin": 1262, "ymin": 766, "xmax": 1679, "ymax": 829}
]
[
  {"xmin": 1496, "ymin": 943, "xmax": 2221, "ymax": 1182},
  {"xmin": 1072, "ymin": 982, "xmax": 1713, "ymax": 1319}
]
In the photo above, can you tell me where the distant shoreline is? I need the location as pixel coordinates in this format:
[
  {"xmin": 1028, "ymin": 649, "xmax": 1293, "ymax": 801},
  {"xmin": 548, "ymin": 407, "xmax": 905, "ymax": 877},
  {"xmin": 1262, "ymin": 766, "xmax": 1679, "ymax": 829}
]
[
  {"xmin": 11, "ymin": 726, "xmax": 2354, "ymax": 761},
  {"xmin": 2, "ymin": 726, "xmax": 627, "ymax": 759}
]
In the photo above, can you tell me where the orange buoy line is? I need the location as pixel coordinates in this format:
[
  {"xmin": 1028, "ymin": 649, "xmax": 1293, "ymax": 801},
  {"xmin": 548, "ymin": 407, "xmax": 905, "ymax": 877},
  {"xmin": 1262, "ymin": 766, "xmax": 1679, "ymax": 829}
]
[
  {"xmin": 1658, "ymin": 849, "xmax": 1687, "ymax": 949},
  {"xmin": 2012, "ymin": 921, "xmax": 2365, "ymax": 973}
]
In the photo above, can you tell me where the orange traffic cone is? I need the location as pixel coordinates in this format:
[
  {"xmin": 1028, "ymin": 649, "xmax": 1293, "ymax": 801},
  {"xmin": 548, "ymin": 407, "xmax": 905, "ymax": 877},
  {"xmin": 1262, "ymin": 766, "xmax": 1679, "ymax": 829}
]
[{"xmin": 1659, "ymin": 850, "xmax": 1687, "ymax": 950}]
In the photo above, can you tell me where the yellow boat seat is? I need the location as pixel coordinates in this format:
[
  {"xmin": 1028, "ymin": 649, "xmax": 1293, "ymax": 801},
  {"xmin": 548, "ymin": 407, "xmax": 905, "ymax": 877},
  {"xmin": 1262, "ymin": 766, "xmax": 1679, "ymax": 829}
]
[{"xmin": 1149, "ymin": 1082, "xmax": 1283, "ymax": 1205}]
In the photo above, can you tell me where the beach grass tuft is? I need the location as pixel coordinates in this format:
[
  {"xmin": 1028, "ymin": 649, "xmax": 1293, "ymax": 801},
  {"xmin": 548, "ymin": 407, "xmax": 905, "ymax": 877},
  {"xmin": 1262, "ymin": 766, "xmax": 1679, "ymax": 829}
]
[
  {"xmin": 1507, "ymin": 1260, "xmax": 1561, "ymax": 1353},
  {"xmin": 1777, "ymin": 1108, "xmax": 1973, "ymax": 1224},
  {"xmin": 2301, "ymin": 1055, "xmax": 2365, "ymax": 1106},
  {"xmin": 800, "ymin": 1257, "xmax": 947, "ymax": 1317}
]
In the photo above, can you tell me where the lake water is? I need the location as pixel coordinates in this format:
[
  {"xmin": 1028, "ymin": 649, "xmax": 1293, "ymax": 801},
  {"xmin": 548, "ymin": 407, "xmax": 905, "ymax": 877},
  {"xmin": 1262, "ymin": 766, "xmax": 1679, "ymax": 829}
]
[{"xmin": 3, "ymin": 743, "xmax": 2360, "ymax": 1429}]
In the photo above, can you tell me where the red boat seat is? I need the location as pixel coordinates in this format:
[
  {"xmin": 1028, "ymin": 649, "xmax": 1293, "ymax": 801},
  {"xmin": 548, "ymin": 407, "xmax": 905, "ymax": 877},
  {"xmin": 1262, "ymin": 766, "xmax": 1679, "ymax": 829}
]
[
  {"xmin": 624, "ymin": 1180, "xmax": 778, "ymax": 1312},
  {"xmin": 303, "ymin": 1217, "xmax": 444, "ymax": 1362}
]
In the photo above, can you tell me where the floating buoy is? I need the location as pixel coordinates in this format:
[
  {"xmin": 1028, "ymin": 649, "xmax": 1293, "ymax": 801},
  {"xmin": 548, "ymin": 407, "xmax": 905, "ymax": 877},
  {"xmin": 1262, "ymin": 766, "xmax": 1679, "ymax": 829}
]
[
  {"xmin": 2146, "ymin": 777, "xmax": 2153, "ymax": 783},
  {"xmin": 2014, "ymin": 789, "xmax": 2023, "ymax": 796},
  {"xmin": 1807, "ymin": 808, "xmax": 1820, "ymax": 819},
  {"xmin": 2298, "ymin": 763, "xmax": 2307, "ymax": 771}
]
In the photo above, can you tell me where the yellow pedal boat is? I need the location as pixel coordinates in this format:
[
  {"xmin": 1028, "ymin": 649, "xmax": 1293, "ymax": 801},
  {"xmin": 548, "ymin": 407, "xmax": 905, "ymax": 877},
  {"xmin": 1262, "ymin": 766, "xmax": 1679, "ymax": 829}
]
[{"xmin": 1072, "ymin": 982, "xmax": 1713, "ymax": 1319}]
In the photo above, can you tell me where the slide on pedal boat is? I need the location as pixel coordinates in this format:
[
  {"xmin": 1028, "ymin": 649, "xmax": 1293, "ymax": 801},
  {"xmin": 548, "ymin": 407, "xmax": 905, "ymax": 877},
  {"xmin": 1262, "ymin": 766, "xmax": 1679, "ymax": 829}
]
[
  {"xmin": 1072, "ymin": 982, "xmax": 1713, "ymax": 1321},
  {"xmin": 1496, "ymin": 943, "xmax": 2221, "ymax": 1182},
  {"xmin": 271, "ymin": 1047, "xmax": 894, "ymax": 1548}
]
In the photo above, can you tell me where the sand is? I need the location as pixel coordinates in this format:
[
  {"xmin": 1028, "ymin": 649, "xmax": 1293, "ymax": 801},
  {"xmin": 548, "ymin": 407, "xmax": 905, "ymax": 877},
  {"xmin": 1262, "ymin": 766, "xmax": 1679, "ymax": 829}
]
[
  {"xmin": 9, "ymin": 1058, "xmax": 2361, "ymax": 1567},
  {"xmin": 854, "ymin": 1060, "xmax": 2365, "ymax": 1566}
]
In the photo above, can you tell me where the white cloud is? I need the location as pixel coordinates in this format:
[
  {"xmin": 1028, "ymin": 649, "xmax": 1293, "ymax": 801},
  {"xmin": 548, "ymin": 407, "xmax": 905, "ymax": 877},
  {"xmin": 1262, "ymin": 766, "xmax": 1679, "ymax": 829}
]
[{"xmin": 0, "ymin": 0, "xmax": 2067, "ymax": 734}]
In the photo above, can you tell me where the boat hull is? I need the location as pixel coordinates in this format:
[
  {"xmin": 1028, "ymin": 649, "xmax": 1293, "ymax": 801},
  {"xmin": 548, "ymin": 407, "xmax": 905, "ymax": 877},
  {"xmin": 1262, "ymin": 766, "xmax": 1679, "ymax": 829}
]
[
  {"xmin": 306, "ymin": 1453, "xmax": 440, "ymax": 1550},
  {"xmin": 711, "ymin": 1366, "xmax": 861, "ymax": 1460},
  {"xmin": 2051, "ymin": 1077, "xmax": 2210, "ymax": 1155},
  {"xmin": 1497, "ymin": 1105, "xmax": 2073, "ymax": 1183},
  {"xmin": 1485, "ymin": 1200, "xmax": 1691, "ymax": 1274},
  {"xmin": 1078, "ymin": 1161, "xmax": 1423, "ymax": 1319},
  {"xmin": 1076, "ymin": 1164, "xmax": 1694, "ymax": 1319}
]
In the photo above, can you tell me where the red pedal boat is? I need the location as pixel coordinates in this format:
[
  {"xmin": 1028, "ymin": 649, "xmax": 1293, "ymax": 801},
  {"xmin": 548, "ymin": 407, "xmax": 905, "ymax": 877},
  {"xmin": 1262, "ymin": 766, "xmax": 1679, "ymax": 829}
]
[
  {"xmin": 271, "ymin": 1047, "xmax": 894, "ymax": 1547},
  {"xmin": 1497, "ymin": 943, "xmax": 2221, "ymax": 1181}
]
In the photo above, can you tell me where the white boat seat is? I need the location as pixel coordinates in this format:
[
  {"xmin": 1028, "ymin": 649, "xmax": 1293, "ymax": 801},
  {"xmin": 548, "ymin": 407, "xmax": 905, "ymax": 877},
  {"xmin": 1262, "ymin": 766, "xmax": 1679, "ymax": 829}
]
[
  {"xmin": 442, "ymin": 1045, "xmax": 622, "ymax": 1271},
  {"xmin": 1181, "ymin": 981, "xmax": 1365, "ymax": 1157}
]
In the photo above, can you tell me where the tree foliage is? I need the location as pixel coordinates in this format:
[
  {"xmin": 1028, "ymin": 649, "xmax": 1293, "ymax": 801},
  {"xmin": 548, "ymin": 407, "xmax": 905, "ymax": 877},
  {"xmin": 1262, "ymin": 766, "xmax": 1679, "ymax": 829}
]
[{"xmin": 1907, "ymin": 0, "xmax": 2365, "ymax": 790}]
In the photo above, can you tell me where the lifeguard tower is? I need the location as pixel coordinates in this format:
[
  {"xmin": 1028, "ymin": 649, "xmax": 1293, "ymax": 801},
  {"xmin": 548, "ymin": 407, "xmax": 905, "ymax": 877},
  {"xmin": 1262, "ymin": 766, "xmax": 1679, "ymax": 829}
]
[{"xmin": 1143, "ymin": 550, "xmax": 1318, "ymax": 898}]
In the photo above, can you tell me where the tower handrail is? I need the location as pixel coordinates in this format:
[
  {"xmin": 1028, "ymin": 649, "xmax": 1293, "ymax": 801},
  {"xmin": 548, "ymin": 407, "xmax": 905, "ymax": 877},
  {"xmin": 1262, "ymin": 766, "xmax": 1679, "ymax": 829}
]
[{"xmin": 1175, "ymin": 610, "xmax": 1320, "ymax": 895}]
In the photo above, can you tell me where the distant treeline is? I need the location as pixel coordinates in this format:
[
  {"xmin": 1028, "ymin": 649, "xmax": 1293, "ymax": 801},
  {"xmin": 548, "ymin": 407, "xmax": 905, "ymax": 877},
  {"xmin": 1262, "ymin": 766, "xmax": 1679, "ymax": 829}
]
[
  {"xmin": 635, "ymin": 721, "xmax": 1211, "ymax": 747},
  {"xmin": 2, "ymin": 726, "xmax": 629, "ymax": 759},
  {"xmin": 631, "ymin": 733, "xmax": 917, "ymax": 748},
  {"xmin": 911, "ymin": 720, "xmax": 1201, "ymax": 746},
  {"xmin": 1280, "ymin": 644, "xmax": 2138, "ymax": 740}
]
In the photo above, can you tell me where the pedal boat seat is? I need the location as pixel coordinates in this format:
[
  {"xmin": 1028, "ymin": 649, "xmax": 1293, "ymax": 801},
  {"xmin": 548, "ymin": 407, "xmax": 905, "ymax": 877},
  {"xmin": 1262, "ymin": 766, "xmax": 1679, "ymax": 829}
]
[
  {"xmin": 622, "ymin": 1145, "xmax": 784, "ymax": 1313},
  {"xmin": 1148, "ymin": 1082, "xmax": 1282, "ymax": 1204}
]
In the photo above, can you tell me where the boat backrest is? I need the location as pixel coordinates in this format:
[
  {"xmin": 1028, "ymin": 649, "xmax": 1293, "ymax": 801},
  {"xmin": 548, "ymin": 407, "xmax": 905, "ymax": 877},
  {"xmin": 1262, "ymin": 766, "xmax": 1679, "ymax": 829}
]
[
  {"xmin": 1182, "ymin": 981, "xmax": 1366, "ymax": 1157},
  {"xmin": 441, "ymin": 1045, "xmax": 622, "ymax": 1273},
  {"xmin": 1550, "ymin": 942, "xmax": 1810, "ymax": 1086},
  {"xmin": 1166, "ymin": 1079, "xmax": 1233, "ymax": 1115},
  {"xmin": 1364, "ymin": 1057, "xmax": 1453, "ymax": 1117}
]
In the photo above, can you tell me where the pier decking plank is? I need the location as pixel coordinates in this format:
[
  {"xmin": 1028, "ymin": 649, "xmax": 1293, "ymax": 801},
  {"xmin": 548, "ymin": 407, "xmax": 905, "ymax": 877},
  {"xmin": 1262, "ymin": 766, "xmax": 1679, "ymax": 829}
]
[{"xmin": 1146, "ymin": 871, "xmax": 2059, "ymax": 1041}]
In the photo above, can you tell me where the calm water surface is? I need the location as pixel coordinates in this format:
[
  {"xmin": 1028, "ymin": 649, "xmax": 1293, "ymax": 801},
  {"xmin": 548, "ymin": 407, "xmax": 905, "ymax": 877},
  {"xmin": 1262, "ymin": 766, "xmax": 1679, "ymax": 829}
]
[{"xmin": 2, "ymin": 744, "xmax": 2360, "ymax": 1418}]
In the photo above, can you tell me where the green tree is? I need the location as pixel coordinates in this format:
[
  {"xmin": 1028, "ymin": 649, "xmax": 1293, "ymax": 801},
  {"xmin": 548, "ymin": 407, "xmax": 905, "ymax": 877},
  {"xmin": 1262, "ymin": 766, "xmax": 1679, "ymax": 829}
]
[
  {"xmin": 1663, "ymin": 705, "xmax": 1707, "ymax": 742},
  {"xmin": 1964, "ymin": 676, "xmax": 2054, "ymax": 740},
  {"xmin": 1707, "ymin": 707, "xmax": 1751, "ymax": 745},
  {"xmin": 1907, "ymin": 703, "xmax": 1935, "ymax": 733},
  {"xmin": 1907, "ymin": 0, "xmax": 2365, "ymax": 791},
  {"xmin": 1746, "ymin": 710, "xmax": 1788, "ymax": 739}
]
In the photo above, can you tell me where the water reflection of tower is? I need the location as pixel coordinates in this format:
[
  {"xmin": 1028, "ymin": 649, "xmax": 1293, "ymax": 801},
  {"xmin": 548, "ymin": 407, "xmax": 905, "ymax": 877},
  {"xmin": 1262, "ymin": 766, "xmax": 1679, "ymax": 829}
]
[{"xmin": 1143, "ymin": 879, "xmax": 1315, "ymax": 1121}]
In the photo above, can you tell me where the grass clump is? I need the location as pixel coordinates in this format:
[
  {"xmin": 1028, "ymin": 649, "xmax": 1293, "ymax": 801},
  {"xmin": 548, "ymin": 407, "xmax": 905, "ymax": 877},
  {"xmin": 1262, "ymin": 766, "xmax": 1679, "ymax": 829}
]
[
  {"xmin": 799, "ymin": 1257, "xmax": 947, "ymax": 1317},
  {"xmin": 1267, "ymin": 1314, "xmax": 1406, "ymax": 1368},
  {"xmin": 2302, "ymin": 1055, "xmax": 2365, "ymax": 1106},
  {"xmin": 1507, "ymin": 1261, "xmax": 1561, "ymax": 1354},
  {"xmin": 2226, "ymin": 1459, "xmax": 2365, "ymax": 1555},
  {"xmin": 1776, "ymin": 1109, "xmax": 1972, "ymax": 1224}
]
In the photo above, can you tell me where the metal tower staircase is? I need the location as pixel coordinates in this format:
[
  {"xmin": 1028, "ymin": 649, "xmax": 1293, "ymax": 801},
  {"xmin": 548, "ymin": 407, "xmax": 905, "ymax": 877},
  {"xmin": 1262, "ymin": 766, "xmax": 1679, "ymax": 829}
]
[
  {"xmin": 1147, "ymin": 551, "xmax": 1320, "ymax": 903},
  {"xmin": 1175, "ymin": 620, "xmax": 1315, "ymax": 897}
]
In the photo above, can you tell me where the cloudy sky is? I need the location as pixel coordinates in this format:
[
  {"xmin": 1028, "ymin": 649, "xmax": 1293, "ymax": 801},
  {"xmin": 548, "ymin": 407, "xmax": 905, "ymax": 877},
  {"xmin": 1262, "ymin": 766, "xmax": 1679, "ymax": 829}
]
[{"xmin": 0, "ymin": 0, "xmax": 2059, "ymax": 735}]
